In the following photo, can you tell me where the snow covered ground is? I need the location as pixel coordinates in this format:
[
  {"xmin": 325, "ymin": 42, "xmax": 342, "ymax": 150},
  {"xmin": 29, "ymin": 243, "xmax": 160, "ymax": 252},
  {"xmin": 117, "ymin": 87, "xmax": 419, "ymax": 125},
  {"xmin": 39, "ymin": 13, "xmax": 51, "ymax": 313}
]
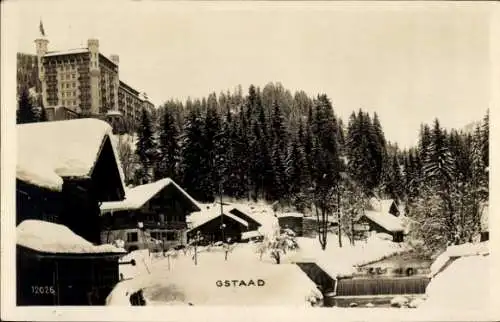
[
  {"xmin": 107, "ymin": 231, "xmax": 406, "ymax": 306},
  {"xmin": 417, "ymin": 242, "xmax": 492, "ymax": 312},
  {"xmin": 107, "ymin": 243, "xmax": 322, "ymax": 306}
]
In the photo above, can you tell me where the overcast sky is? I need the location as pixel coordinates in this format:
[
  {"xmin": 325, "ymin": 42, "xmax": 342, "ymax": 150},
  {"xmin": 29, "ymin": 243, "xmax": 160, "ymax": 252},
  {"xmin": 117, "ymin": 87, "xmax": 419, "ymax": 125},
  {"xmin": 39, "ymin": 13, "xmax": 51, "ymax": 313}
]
[{"xmin": 8, "ymin": 1, "xmax": 493, "ymax": 148}]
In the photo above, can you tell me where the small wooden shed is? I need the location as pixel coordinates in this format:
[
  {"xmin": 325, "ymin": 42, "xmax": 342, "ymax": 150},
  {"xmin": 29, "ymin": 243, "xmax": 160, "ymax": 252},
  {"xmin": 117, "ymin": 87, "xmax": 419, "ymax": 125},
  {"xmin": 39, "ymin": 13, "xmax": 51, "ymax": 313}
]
[{"xmin": 16, "ymin": 220, "xmax": 126, "ymax": 306}]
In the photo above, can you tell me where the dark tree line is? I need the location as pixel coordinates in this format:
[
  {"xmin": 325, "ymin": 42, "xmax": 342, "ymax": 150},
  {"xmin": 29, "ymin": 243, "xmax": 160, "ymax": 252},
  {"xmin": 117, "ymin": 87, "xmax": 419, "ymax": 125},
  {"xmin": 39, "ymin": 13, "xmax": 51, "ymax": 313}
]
[{"xmin": 132, "ymin": 82, "xmax": 489, "ymax": 254}]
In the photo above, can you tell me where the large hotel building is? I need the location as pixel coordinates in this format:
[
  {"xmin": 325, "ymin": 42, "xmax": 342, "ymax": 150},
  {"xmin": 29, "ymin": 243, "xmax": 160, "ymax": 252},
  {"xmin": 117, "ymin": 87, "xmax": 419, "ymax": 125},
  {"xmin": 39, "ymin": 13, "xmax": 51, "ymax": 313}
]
[{"xmin": 34, "ymin": 35, "xmax": 154, "ymax": 125}]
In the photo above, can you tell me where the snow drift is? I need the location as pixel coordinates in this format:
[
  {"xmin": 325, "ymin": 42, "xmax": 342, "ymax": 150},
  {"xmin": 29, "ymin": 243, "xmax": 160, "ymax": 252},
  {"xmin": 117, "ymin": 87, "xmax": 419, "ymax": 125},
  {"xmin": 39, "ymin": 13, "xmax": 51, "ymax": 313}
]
[{"xmin": 420, "ymin": 254, "xmax": 491, "ymax": 311}]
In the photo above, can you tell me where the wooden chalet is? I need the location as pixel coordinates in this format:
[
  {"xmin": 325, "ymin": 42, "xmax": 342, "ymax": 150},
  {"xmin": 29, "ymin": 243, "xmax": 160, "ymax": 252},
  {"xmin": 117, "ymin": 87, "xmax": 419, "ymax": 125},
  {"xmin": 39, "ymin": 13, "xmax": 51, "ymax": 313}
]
[
  {"xmin": 276, "ymin": 213, "xmax": 304, "ymax": 236},
  {"xmin": 369, "ymin": 198, "xmax": 400, "ymax": 217},
  {"xmin": 357, "ymin": 211, "xmax": 405, "ymax": 242},
  {"xmin": 228, "ymin": 206, "xmax": 262, "ymax": 232},
  {"xmin": 16, "ymin": 119, "xmax": 127, "ymax": 305},
  {"xmin": 186, "ymin": 208, "xmax": 249, "ymax": 243},
  {"xmin": 100, "ymin": 178, "xmax": 201, "ymax": 252},
  {"xmin": 17, "ymin": 220, "xmax": 125, "ymax": 305}
]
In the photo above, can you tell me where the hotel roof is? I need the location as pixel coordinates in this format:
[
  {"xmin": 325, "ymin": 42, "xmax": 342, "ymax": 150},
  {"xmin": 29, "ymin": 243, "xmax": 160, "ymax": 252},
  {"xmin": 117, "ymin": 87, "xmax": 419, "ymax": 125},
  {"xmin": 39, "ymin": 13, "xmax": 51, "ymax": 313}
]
[{"xmin": 44, "ymin": 48, "xmax": 89, "ymax": 57}]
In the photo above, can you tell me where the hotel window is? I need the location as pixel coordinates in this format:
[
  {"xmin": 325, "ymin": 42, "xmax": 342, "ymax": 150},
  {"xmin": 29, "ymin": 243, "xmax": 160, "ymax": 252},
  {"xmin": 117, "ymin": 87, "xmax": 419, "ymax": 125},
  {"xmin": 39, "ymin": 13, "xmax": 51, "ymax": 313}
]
[
  {"xmin": 73, "ymin": 91, "xmax": 76, "ymax": 96},
  {"xmin": 73, "ymin": 83, "xmax": 76, "ymax": 88},
  {"xmin": 166, "ymin": 232, "xmax": 176, "ymax": 241}
]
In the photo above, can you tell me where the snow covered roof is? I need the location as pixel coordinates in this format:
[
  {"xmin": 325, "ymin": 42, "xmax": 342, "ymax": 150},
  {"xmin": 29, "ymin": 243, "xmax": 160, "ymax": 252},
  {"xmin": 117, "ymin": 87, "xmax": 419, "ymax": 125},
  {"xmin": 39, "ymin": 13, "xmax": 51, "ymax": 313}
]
[
  {"xmin": 44, "ymin": 48, "xmax": 89, "ymax": 57},
  {"xmin": 369, "ymin": 198, "xmax": 397, "ymax": 214},
  {"xmin": 17, "ymin": 119, "xmax": 126, "ymax": 194},
  {"xmin": 276, "ymin": 212, "xmax": 304, "ymax": 218},
  {"xmin": 291, "ymin": 234, "xmax": 408, "ymax": 278},
  {"xmin": 429, "ymin": 241, "xmax": 489, "ymax": 278},
  {"xmin": 226, "ymin": 203, "xmax": 279, "ymax": 234},
  {"xmin": 17, "ymin": 220, "xmax": 126, "ymax": 254},
  {"xmin": 421, "ymin": 253, "xmax": 491, "ymax": 312},
  {"xmin": 100, "ymin": 178, "xmax": 200, "ymax": 213},
  {"xmin": 241, "ymin": 230, "xmax": 263, "ymax": 240},
  {"xmin": 362, "ymin": 210, "xmax": 404, "ymax": 232},
  {"xmin": 187, "ymin": 208, "xmax": 249, "ymax": 232},
  {"xmin": 106, "ymin": 110, "xmax": 122, "ymax": 116}
]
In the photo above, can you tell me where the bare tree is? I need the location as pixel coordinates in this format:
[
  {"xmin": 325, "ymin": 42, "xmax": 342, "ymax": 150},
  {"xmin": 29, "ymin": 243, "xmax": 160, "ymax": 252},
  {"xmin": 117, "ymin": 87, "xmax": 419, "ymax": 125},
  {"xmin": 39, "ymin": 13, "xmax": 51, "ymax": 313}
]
[
  {"xmin": 311, "ymin": 184, "xmax": 336, "ymax": 250},
  {"xmin": 116, "ymin": 135, "xmax": 137, "ymax": 184},
  {"xmin": 339, "ymin": 174, "xmax": 369, "ymax": 245}
]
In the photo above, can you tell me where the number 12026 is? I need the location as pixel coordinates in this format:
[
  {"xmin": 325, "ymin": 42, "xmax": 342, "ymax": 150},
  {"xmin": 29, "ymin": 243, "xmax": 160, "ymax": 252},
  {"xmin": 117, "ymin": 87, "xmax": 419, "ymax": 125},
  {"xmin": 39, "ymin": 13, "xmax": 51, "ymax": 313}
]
[{"xmin": 31, "ymin": 286, "xmax": 56, "ymax": 295}]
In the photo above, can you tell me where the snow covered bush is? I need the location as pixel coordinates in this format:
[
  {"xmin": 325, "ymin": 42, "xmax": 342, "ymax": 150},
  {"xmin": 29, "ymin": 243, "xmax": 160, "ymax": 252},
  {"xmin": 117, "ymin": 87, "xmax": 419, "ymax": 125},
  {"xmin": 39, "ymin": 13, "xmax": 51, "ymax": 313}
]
[
  {"xmin": 261, "ymin": 228, "xmax": 299, "ymax": 264},
  {"xmin": 408, "ymin": 182, "xmax": 486, "ymax": 258}
]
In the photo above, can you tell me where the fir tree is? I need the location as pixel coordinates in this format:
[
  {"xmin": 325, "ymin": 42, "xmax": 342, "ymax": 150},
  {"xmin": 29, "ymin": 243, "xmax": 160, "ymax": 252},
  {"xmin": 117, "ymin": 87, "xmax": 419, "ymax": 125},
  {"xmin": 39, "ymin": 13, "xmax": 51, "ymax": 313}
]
[
  {"xmin": 269, "ymin": 100, "xmax": 289, "ymax": 201},
  {"xmin": 287, "ymin": 124, "xmax": 310, "ymax": 211},
  {"xmin": 38, "ymin": 102, "xmax": 48, "ymax": 122},
  {"xmin": 180, "ymin": 107, "xmax": 206, "ymax": 201},
  {"xmin": 423, "ymin": 119, "xmax": 454, "ymax": 185},
  {"xmin": 135, "ymin": 108, "xmax": 157, "ymax": 183},
  {"xmin": 481, "ymin": 110, "xmax": 489, "ymax": 168},
  {"xmin": 202, "ymin": 105, "xmax": 222, "ymax": 201},
  {"xmin": 157, "ymin": 107, "xmax": 180, "ymax": 181},
  {"xmin": 370, "ymin": 113, "xmax": 387, "ymax": 187},
  {"xmin": 310, "ymin": 94, "xmax": 342, "ymax": 249},
  {"xmin": 17, "ymin": 86, "xmax": 37, "ymax": 124}
]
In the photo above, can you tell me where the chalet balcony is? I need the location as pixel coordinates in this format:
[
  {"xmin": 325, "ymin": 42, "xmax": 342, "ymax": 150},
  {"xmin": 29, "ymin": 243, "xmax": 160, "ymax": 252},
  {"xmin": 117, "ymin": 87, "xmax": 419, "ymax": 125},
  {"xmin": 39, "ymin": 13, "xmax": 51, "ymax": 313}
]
[
  {"xmin": 105, "ymin": 221, "xmax": 187, "ymax": 231},
  {"xmin": 142, "ymin": 221, "xmax": 187, "ymax": 230}
]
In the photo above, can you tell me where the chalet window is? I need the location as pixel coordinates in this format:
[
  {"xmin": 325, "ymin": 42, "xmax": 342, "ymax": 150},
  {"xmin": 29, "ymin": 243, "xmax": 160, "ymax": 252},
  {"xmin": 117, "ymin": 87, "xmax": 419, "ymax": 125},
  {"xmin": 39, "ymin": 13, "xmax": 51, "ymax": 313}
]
[
  {"xmin": 166, "ymin": 232, "xmax": 176, "ymax": 241},
  {"xmin": 127, "ymin": 232, "xmax": 138, "ymax": 242}
]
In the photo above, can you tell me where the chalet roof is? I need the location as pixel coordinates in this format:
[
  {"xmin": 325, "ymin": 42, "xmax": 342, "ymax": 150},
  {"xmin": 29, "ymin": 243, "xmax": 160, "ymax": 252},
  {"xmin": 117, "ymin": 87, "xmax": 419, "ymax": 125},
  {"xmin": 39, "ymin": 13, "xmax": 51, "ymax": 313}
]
[
  {"xmin": 276, "ymin": 212, "xmax": 304, "ymax": 219},
  {"xmin": 100, "ymin": 178, "xmax": 201, "ymax": 214},
  {"xmin": 362, "ymin": 211, "xmax": 404, "ymax": 233},
  {"xmin": 187, "ymin": 208, "xmax": 249, "ymax": 232},
  {"xmin": 228, "ymin": 207, "xmax": 263, "ymax": 228},
  {"xmin": 17, "ymin": 119, "xmax": 126, "ymax": 194},
  {"xmin": 17, "ymin": 220, "xmax": 126, "ymax": 254},
  {"xmin": 226, "ymin": 204, "xmax": 277, "ymax": 227},
  {"xmin": 369, "ymin": 198, "xmax": 397, "ymax": 214},
  {"xmin": 241, "ymin": 230, "xmax": 263, "ymax": 240}
]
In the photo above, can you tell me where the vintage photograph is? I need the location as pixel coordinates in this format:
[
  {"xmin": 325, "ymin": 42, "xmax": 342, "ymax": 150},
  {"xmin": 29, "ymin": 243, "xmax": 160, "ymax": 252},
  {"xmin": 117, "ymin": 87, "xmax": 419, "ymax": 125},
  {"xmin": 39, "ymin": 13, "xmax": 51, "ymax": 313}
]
[{"xmin": 2, "ymin": 0, "xmax": 495, "ymax": 319}]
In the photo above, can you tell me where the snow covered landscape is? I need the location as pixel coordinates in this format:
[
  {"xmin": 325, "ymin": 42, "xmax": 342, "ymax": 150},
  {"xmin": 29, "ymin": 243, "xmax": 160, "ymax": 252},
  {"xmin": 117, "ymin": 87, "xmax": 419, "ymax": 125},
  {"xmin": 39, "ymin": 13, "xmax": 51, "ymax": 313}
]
[{"xmin": 7, "ymin": 4, "xmax": 494, "ymax": 322}]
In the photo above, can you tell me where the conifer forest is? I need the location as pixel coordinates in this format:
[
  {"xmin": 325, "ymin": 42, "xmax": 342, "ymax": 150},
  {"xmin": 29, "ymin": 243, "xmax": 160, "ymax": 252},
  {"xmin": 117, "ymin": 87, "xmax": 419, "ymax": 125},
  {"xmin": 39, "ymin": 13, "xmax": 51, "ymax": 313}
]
[{"xmin": 125, "ymin": 82, "xmax": 489, "ymax": 257}]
